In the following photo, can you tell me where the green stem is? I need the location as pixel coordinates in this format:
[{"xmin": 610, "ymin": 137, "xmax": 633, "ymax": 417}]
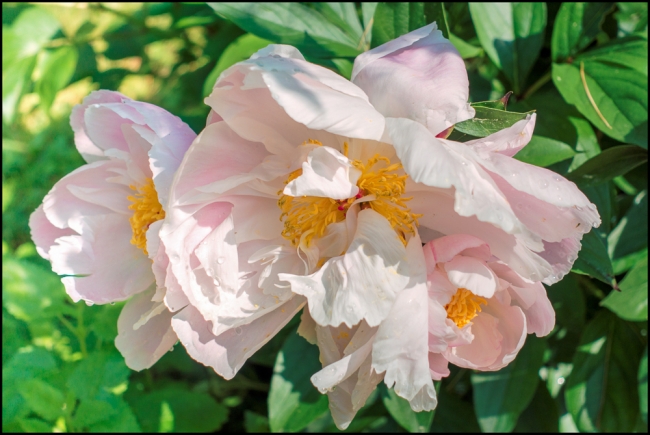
[
  {"xmin": 521, "ymin": 70, "xmax": 552, "ymax": 100},
  {"xmin": 577, "ymin": 274, "xmax": 607, "ymax": 300}
]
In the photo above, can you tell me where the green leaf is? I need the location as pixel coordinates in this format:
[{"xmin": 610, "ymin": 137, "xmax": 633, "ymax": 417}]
[
  {"xmin": 552, "ymin": 3, "xmax": 615, "ymax": 62},
  {"xmin": 616, "ymin": 3, "xmax": 648, "ymax": 37},
  {"xmin": 88, "ymin": 398, "xmax": 142, "ymax": 433},
  {"xmin": 207, "ymin": 3, "xmax": 360, "ymax": 58},
  {"xmin": 512, "ymin": 380, "xmax": 559, "ymax": 432},
  {"xmin": 203, "ymin": 33, "xmax": 272, "ymax": 97},
  {"xmin": 449, "ymin": 33, "xmax": 483, "ymax": 59},
  {"xmin": 309, "ymin": 3, "xmax": 363, "ymax": 41},
  {"xmin": 565, "ymin": 310, "xmax": 643, "ymax": 432},
  {"xmin": 67, "ymin": 350, "xmax": 130, "ymax": 401},
  {"xmin": 371, "ymin": 3, "xmax": 448, "ymax": 48},
  {"xmin": 471, "ymin": 92, "xmax": 512, "ymax": 110},
  {"xmin": 73, "ymin": 399, "xmax": 119, "ymax": 428},
  {"xmin": 18, "ymin": 418, "xmax": 53, "ymax": 433},
  {"xmin": 268, "ymin": 330, "xmax": 328, "ymax": 432},
  {"xmin": 35, "ymin": 45, "xmax": 79, "ymax": 112},
  {"xmin": 552, "ymin": 40, "xmax": 648, "ymax": 148},
  {"xmin": 567, "ymin": 145, "xmax": 648, "ymax": 186},
  {"xmin": 608, "ymin": 190, "xmax": 648, "ymax": 261},
  {"xmin": 471, "ymin": 336, "xmax": 547, "ymax": 432},
  {"xmin": 469, "ymin": 3, "xmax": 547, "ymax": 94},
  {"xmin": 130, "ymin": 387, "xmax": 228, "ymax": 432},
  {"xmin": 640, "ymin": 346, "xmax": 648, "ymax": 424},
  {"xmin": 3, "ymin": 7, "xmax": 60, "ymax": 65},
  {"xmin": 572, "ymin": 230, "xmax": 616, "ymax": 287},
  {"xmin": 514, "ymin": 136, "xmax": 577, "ymax": 167},
  {"xmin": 430, "ymin": 382, "xmax": 481, "ymax": 432},
  {"xmin": 546, "ymin": 274, "xmax": 586, "ymax": 333},
  {"xmin": 453, "ymin": 106, "xmax": 535, "ymax": 138},
  {"xmin": 613, "ymin": 248, "xmax": 648, "ymax": 276},
  {"xmin": 17, "ymin": 379, "xmax": 65, "ymax": 421},
  {"xmin": 2, "ymin": 55, "xmax": 36, "ymax": 124},
  {"xmin": 380, "ymin": 383, "xmax": 434, "ymax": 432},
  {"xmin": 244, "ymin": 411, "xmax": 270, "ymax": 433},
  {"xmin": 601, "ymin": 255, "xmax": 648, "ymax": 321}
]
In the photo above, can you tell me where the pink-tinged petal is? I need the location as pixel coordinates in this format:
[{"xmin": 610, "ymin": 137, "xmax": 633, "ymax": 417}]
[
  {"xmin": 481, "ymin": 299, "xmax": 527, "ymax": 370},
  {"xmin": 388, "ymin": 118, "xmax": 541, "ymax": 250},
  {"xmin": 70, "ymin": 90, "xmax": 127, "ymax": 162},
  {"xmin": 509, "ymin": 282, "xmax": 555, "ymax": 337},
  {"xmin": 311, "ymin": 334, "xmax": 374, "ymax": 394},
  {"xmin": 284, "ymin": 146, "xmax": 361, "ymax": 200},
  {"xmin": 280, "ymin": 209, "xmax": 409, "ymax": 327},
  {"xmin": 297, "ymin": 309, "xmax": 317, "ymax": 345},
  {"xmin": 171, "ymin": 296, "xmax": 305, "ymax": 380},
  {"xmin": 411, "ymin": 187, "xmax": 553, "ymax": 283},
  {"xmin": 42, "ymin": 160, "xmax": 131, "ymax": 234},
  {"xmin": 484, "ymin": 159, "xmax": 600, "ymax": 241},
  {"xmin": 29, "ymin": 205, "xmax": 75, "ymax": 260},
  {"xmin": 466, "ymin": 115, "xmax": 536, "ymax": 157},
  {"xmin": 247, "ymin": 44, "xmax": 385, "ymax": 140},
  {"xmin": 114, "ymin": 288, "xmax": 177, "ymax": 371},
  {"xmin": 537, "ymin": 237, "xmax": 582, "ymax": 284},
  {"xmin": 352, "ymin": 23, "xmax": 474, "ymax": 136},
  {"xmin": 51, "ymin": 214, "xmax": 154, "ymax": 303},
  {"xmin": 426, "ymin": 234, "xmax": 490, "ymax": 266},
  {"xmin": 443, "ymin": 255, "xmax": 499, "ymax": 299},
  {"xmin": 171, "ymin": 122, "xmax": 270, "ymax": 203},
  {"xmin": 429, "ymin": 297, "xmax": 457, "ymax": 353},
  {"xmin": 428, "ymin": 353, "xmax": 450, "ymax": 380},
  {"xmin": 372, "ymin": 235, "xmax": 437, "ymax": 411},
  {"xmin": 426, "ymin": 268, "xmax": 457, "ymax": 307},
  {"xmin": 445, "ymin": 313, "xmax": 502, "ymax": 369}
]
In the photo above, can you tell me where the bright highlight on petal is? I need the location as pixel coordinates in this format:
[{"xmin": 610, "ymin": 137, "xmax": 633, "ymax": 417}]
[
  {"xmin": 278, "ymin": 148, "xmax": 421, "ymax": 247},
  {"xmin": 128, "ymin": 177, "xmax": 165, "ymax": 255},
  {"xmin": 445, "ymin": 288, "xmax": 487, "ymax": 328}
]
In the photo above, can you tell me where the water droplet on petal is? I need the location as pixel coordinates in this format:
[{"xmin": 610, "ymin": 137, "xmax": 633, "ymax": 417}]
[
  {"xmin": 575, "ymin": 205, "xmax": 582, "ymax": 211},
  {"xmin": 235, "ymin": 327, "xmax": 243, "ymax": 335},
  {"xmin": 217, "ymin": 257, "xmax": 225, "ymax": 264},
  {"xmin": 553, "ymin": 175, "xmax": 562, "ymax": 182},
  {"xmin": 540, "ymin": 181, "xmax": 548, "ymax": 189}
]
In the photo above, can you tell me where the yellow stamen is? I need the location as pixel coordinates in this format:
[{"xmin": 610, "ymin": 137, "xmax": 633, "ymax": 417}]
[
  {"xmin": 277, "ymin": 149, "xmax": 421, "ymax": 247},
  {"xmin": 127, "ymin": 178, "xmax": 165, "ymax": 255},
  {"xmin": 445, "ymin": 288, "xmax": 487, "ymax": 328}
]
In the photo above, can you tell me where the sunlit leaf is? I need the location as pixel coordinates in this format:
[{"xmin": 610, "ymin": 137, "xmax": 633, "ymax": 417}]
[
  {"xmin": 380, "ymin": 383, "xmax": 434, "ymax": 432},
  {"xmin": 601, "ymin": 255, "xmax": 648, "ymax": 321},
  {"xmin": 552, "ymin": 2, "xmax": 615, "ymax": 62}
]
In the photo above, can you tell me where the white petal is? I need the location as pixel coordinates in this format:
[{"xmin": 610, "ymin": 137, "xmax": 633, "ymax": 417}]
[
  {"xmin": 280, "ymin": 209, "xmax": 409, "ymax": 327},
  {"xmin": 443, "ymin": 255, "xmax": 499, "ymax": 299},
  {"xmin": 466, "ymin": 115, "xmax": 536, "ymax": 157},
  {"xmin": 372, "ymin": 234, "xmax": 437, "ymax": 411},
  {"xmin": 284, "ymin": 146, "xmax": 361, "ymax": 199}
]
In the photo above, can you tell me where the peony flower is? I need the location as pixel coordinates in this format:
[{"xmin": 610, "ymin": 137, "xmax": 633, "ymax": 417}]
[
  {"xmin": 29, "ymin": 90, "xmax": 196, "ymax": 370},
  {"xmin": 160, "ymin": 22, "xmax": 599, "ymax": 427},
  {"xmin": 423, "ymin": 234, "xmax": 554, "ymax": 372}
]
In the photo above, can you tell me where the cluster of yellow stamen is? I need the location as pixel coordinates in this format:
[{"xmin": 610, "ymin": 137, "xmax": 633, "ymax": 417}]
[
  {"xmin": 127, "ymin": 178, "xmax": 165, "ymax": 255},
  {"xmin": 277, "ymin": 141, "xmax": 421, "ymax": 247},
  {"xmin": 445, "ymin": 288, "xmax": 487, "ymax": 328}
]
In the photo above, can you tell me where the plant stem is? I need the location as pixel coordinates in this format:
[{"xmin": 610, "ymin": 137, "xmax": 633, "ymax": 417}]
[{"xmin": 521, "ymin": 70, "xmax": 552, "ymax": 100}]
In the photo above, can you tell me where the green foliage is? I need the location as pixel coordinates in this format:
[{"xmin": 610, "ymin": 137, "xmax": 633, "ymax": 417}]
[{"xmin": 2, "ymin": 2, "xmax": 648, "ymax": 433}]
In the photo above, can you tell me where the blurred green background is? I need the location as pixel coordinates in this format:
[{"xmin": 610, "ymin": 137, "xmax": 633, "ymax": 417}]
[{"xmin": 2, "ymin": 2, "xmax": 648, "ymax": 433}]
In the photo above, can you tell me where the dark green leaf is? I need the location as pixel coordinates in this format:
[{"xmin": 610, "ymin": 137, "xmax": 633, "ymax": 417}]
[
  {"xmin": 469, "ymin": 3, "xmax": 547, "ymax": 94},
  {"xmin": 546, "ymin": 274, "xmax": 586, "ymax": 332},
  {"xmin": 552, "ymin": 3, "xmax": 615, "ymax": 62},
  {"xmin": 572, "ymin": 230, "xmax": 616, "ymax": 287},
  {"xmin": 454, "ymin": 106, "xmax": 535, "ymax": 137},
  {"xmin": 35, "ymin": 46, "xmax": 79, "ymax": 112},
  {"xmin": 471, "ymin": 336, "xmax": 547, "ymax": 432},
  {"xmin": 608, "ymin": 190, "xmax": 648, "ymax": 261},
  {"xmin": 514, "ymin": 136, "xmax": 577, "ymax": 167},
  {"xmin": 203, "ymin": 33, "xmax": 272, "ymax": 97},
  {"xmin": 371, "ymin": 3, "xmax": 448, "ymax": 48},
  {"xmin": 553, "ymin": 41, "xmax": 648, "ymax": 148},
  {"xmin": 567, "ymin": 145, "xmax": 648, "ymax": 186},
  {"xmin": 244, "ymin": 411, "xmax": 270, "ymax": 433},
  {"xmin": 471, "ymin": 92, "xmax": 512, "ymax": 110},
  {"xmin": 601, "ymin": 255, "xmax": 648, "ymax": 321},
  {"xmin": 17, "ymin": 379, "xmax": 65, "ymax": 421},
  {"xmin": 513, "ymin": 380, "xmax": 559, "ymax": 432},
  {"xmin": 88, "ymin": 398, "xmax": 142, "ymax": 432},
  {"xmin": 207, "ymin": 3, "xmax": 360, "ymax": 58},
  {"xmin": 430, "ymin": 382, "xmax": 481, "ymax": 432},
  {"xmin": 640, "ymin": 346, "xmax": 648, "ymax": 424},
  {"xmin": 565, "ymin": 310, "xmax": 643, "ymax": 432},
  {"xmin": 380, "ymin": 383, "xmax": 434, "ymax": 432},
  {"xmin": 268, "ymin": 330, "xmax": 328, "ymax": 432}
]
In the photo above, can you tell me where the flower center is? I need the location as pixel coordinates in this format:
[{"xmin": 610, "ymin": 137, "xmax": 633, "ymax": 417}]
[
  {"xmin": 127, "ymin": 178, "xmax": 165, "ymax": 255},
  {"xmin": 278, "ymin": 144, "xmax": 420, "ymax": 247},
  {"xmin": 445, "ymin": 288, "xmax": 487, "ymax": 328}
]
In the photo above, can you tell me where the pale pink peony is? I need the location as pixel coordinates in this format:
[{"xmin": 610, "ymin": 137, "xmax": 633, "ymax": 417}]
[
  {"xmin": 29, "ymin": 90, "xmax": 196, "ymax": 370},
  {"xmin": 160, "ymin": 23, "xmax": 599, "ymax": 428},
  {"xmin": 423, "ymin": 234, "xmax": 554, "ymax": 372}
]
